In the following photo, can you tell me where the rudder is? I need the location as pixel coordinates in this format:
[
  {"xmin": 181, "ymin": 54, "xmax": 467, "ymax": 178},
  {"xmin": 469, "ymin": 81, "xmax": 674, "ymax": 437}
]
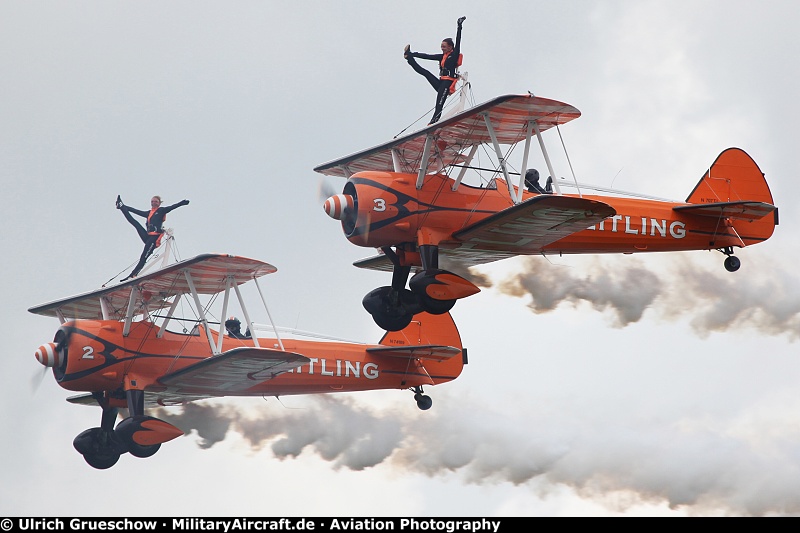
[
  {"xmin": 686, "ymin": 147, "xmax": 777, "ymax": 245},
  {"xmin": 378, "ymin": 311, "xmax": 465, "ymax": 383},
  {"xmin": 686, "ymin": 147, "xmax": 774, "ymax": 205}
]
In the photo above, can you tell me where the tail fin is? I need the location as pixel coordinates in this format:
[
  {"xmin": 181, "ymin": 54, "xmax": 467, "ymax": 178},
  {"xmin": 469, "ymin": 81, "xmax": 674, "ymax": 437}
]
[
  {"xmin": 686, "ymin": 147, "xmax": 778, "ymax": 245},
  {"xmin": 378, "ymin": 311, "xmax": 465, "ymax": 384}
]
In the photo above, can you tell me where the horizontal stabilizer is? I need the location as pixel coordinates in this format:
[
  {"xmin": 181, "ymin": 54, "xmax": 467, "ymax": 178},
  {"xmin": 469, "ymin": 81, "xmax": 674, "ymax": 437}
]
[
  {"xmin": 673, "ymin": 200, "xmax": 777, "ymax": 222},
  {"xmin": 158, "ymin": 347, "xmax": 309, "ymax": 393},
  {"xmin": 354, "ymin": 254, "xmax": 394, "ymax": 272},
  {"xmin": 367, "ymin": 344, "xmax": 462, "ymax": 362},
  {"xmin": 66, "ymin": 393, "xmax": 98, "ymax": 406}
]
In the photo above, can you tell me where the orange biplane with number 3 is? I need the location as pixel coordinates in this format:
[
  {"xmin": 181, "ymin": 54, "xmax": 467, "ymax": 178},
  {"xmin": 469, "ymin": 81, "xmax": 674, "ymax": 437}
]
[{"xmin": 315, "ymin": 93, "xmax": 778, "ymax": 331}]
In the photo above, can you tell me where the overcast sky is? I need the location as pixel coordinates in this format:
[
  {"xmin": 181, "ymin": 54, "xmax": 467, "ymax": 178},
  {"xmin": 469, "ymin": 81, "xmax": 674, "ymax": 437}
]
[{"xmin": 3, "ymin": 0, "xmax": 800, "ymax": 517}]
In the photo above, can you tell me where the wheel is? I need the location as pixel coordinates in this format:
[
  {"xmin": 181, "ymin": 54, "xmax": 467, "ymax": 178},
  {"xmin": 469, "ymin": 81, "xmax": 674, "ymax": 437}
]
[
  {"xmin": 416, "ymin": 395, "xmax": 433, "ymax": 411},
  {"xmin": 363, "ymin": 286, "xmax": 417, "ymax": 331},
  {"xmin": 409, "ymin": 268, "xmax": 473, "ymax": 314},
  {"xmin": 127, "ymin": 442, "xmax": 161, "ymax": 458},
  {"xmin": 372, "ymin": 308, "xmax": 413, "ymax": 331},
  {"xmin": 115, "ymin": 415, "xmax": 167, "ymax": 458},
  {"xmin": 724, "ymin": 255, "xmax": 741, "ymax": 272},
  {"xmin": 73, "ymin": 427, "xmax": 120, "ymax": 455},
  {"xmin": 416, "ymin": 293, "xmax": 456, "ymax": 315},
  {"xmin": 83, "ymin": 450, "xmax": 120, "ymax": 469},
  {"xmin": 73, "ymin": 427, "xmax": 122, "ymax": 469}
]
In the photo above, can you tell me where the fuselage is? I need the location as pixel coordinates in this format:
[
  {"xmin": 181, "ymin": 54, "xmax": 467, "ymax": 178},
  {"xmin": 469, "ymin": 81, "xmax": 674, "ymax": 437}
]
[
  {"xmin": 338, "ymin": 171, "xmax": 762, "ymax": 260},
  {"xmin": 47, "ymin": 319, "xmax": 457, "ymax": 403}
]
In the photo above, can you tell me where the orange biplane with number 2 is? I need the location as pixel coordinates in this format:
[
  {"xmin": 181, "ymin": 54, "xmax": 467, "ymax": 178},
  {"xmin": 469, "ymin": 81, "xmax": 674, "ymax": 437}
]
[
  {"xmin": 315, "ymin": 93, "xmax": 778, "ymax": 331},
  {"xmin": 30, "ymin": 254, "xmax": 465, "ymax": 469}
]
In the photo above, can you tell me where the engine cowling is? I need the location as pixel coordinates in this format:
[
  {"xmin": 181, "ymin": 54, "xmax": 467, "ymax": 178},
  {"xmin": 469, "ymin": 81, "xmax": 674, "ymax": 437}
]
[
  {"xmin": 322, "ymin": 174, "xmax": 419, "ymax": 248},
  {"xmin": 34, "ymin": 322, "xmax": 120, "ymax": 390}
]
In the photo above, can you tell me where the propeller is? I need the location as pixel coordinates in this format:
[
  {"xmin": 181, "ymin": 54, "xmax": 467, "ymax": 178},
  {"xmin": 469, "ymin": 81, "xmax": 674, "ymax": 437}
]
[
  {"xmin": 317, "ymin": 178, "xmax": 338, "ymax": 204},
  {"xmin": 30, "ymin": 366, "xmax": 48, "ymax": 394},
  {"xmin": 33, "ymin": 329, "xmax": 69, "ymax": 392},
  {"xmin": 319, "ymin": 178, "xmax": 358, "ymax": 237}
]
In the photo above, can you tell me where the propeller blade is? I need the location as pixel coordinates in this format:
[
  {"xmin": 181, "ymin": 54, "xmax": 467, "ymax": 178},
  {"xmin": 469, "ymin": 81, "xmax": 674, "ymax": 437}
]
[
  {"xmin": 31, "ymin": 366, "xmax": 48, "ymax": 394},
  {"xmin": 317, "ymin": 178, "xmax": 338, "ymax": 204}
]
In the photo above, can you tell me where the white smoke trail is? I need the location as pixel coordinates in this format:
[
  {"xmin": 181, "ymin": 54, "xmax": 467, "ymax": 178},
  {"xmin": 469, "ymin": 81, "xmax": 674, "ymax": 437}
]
[
  {"xmin": 495, "ymin": 255, "xmax": 800, "ymax": 339},
  {"xmin": 154, "ymin": 391, "xmax": 800, "ymax": 516}
]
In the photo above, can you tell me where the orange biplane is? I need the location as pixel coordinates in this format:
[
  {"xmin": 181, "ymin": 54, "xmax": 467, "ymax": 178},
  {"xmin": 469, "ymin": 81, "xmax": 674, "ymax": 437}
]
[
  {"xmin": 315, "ymin": 93, "xmax": 778, "ymax": 331},
  {"xmin": 29, "ymin": 254, "xmax": 465, "ymax": 469}
]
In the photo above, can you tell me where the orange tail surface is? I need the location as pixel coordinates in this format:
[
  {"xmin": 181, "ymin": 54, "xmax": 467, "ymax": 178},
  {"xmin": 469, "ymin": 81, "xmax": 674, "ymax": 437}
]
[
  {"xmin": 379, "ymin": 311, "xmax": 465, "ymax": 384},
  {"xmin": 686, "ymin": 147, "xmax": 778, "ymax": 245}
]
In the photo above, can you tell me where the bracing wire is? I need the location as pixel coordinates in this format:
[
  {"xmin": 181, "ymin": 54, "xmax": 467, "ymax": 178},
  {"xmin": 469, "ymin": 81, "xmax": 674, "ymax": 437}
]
[{"xmin": 556, "ymin": 123, "xmax": 581, "ymax": 197}]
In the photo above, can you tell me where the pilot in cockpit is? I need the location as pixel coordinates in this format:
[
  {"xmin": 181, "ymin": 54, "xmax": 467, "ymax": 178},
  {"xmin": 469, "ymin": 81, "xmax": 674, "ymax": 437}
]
[
  {"xmin": 524, "ymin": 168, "xmax": 553, "ymax": 194},
  {"xmin": 224, "ymin": 316, "xmax": 250, "ymax": 339}
]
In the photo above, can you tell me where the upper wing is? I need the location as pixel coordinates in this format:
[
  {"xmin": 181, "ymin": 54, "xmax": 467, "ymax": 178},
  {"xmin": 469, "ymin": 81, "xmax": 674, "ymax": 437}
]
[
  {"xmin": 673, "ymin": 201, "xmax": 777, "ymax": 221},
  {"xmin": 366, "ymin": 344, "xmax": 462, "ymax": 362},
  {"xmin": 313, "ymin": 94, "xmax": 581, "ymax": 178},
  {"xmin": 28, "ymin": 253, "xmax": 276, "ymax": 320}
]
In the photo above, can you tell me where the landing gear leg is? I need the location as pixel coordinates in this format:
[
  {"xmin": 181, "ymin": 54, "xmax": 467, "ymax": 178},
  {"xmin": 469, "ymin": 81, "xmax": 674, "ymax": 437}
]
[
  {"xmin": 419, "ymin": 244, "xmax": 439, "ymax": 270},
  {"xmin": 720, "ymin": 247, "xmax": 741, "ymax": 272},
  {"xmin": 362, "ymin": 247, "xmax": 420, "ymax": 331},
  {"xmin": 115, "ymin": 389, "xmax": 161, "ymax": 458},
  {"xmin": 73, "ymin": 392, "xmax": 124, "ymax": 469},
  {"xmin": 410, "ymin": 244, "xmax": 457, "ymax": 314},
  {"xmin": 412, "ymin": 386, "xmax": 433, "ymax": 411}
]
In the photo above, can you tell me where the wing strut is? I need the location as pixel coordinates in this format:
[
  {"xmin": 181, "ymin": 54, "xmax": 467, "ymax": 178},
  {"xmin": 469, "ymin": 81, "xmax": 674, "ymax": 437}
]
[
  {"xmin": 451, "ymin": 144, "xmax": 478, "ymax": 191},
  {"xmin": 482, "ymin": 112, "xmax": 515, "ymax": 201},
  {"xmin": 184, "ymin": 269, "xmax": 218, "ymax": 354},
  {"xmin": 416, "ymin": 134, "xmax": 436, "ymax": 189},
  {"xmin": 99, "ymin": 297, "xmax": 111, "ymax": 321},
  {"xmin": 533, "ymin": 120, "xmax": 562, "ymax": 195},
  {"xmin": 233, "ymin": 281, "xmax": 260, "ymax": 348},
  {"xmin": 516, "ymin": 120, "xmax": 535, "ymax": 203},
  {"xmin": 157, "ymin": 297, "xmax": 181, "ymax": 338},
  {"xmin": 213, "ymin": 274, "xmax": 263, "ymax": 350},
  {"xmin": 253, "ymin": 277, "xmax": 284, "ymax": 351},
  {"xmin": 335, "ymin": 164, "xmax": 352, "ymax": 179},
  {"xmin": 217, "ymin": 276, "xmax": 234, "ymax": 354},
  {"xmin": 122, "ymin": 286, "xmax": 140, "ymax": 337},
  {"xmin": 391, "ymin": 149, "xmax": 402, "ymax": 173}
]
